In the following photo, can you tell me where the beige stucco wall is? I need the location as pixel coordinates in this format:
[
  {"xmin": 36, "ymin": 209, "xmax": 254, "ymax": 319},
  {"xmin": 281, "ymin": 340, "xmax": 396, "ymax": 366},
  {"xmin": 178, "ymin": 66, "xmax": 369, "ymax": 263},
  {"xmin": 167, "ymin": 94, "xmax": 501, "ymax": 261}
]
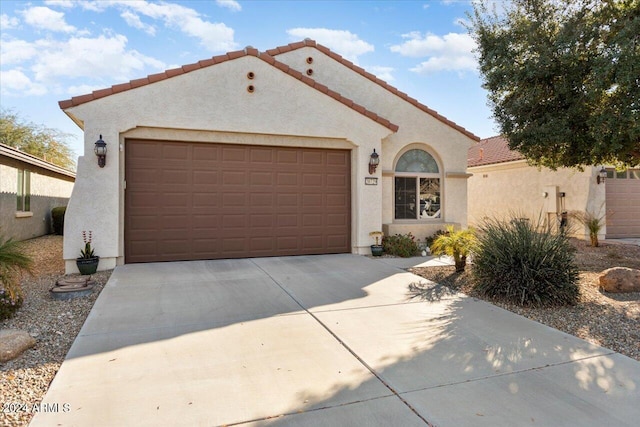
[
  {"xmin": 62, "ymin": 55, "xmax": 394, "ymax": 273},
  {"xmin": 0, "ymin": 160, "xmax": 74, "ymax": 241},
  {"xmin": 468, "ymin": 161, "xmax": 605, "ymax": 240},
  {"xmin": 276, "ymin": 47, "xmax": 476, "ymax": 243}
]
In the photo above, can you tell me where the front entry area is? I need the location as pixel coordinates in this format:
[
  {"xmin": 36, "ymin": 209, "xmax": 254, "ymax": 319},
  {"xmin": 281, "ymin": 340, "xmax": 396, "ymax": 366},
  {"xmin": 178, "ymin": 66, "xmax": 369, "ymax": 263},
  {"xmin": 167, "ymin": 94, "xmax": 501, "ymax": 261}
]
[{"xmin": 125, "ymin": 139, "xmax": 351, "ymax": 263}]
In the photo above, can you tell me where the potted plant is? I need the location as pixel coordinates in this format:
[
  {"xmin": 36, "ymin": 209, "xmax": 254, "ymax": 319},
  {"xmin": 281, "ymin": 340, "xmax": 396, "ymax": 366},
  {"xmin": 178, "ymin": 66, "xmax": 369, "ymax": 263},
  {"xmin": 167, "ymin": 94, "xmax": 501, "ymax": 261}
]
[
  {"xmin": 76, "ymin": 231, "xmax": 99, "ymax": 275},
  {"xmin": 369, "ymin": 231, "xmax": 384, "ymax": 257}
]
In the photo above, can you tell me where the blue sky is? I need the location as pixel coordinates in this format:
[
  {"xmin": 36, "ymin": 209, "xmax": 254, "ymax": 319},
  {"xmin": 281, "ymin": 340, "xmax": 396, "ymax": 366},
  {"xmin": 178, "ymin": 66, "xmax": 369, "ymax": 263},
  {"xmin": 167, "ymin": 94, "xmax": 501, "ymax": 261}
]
[{"xmin": 0, "ymin": 0, "xmax": 499, "ymax": 160}]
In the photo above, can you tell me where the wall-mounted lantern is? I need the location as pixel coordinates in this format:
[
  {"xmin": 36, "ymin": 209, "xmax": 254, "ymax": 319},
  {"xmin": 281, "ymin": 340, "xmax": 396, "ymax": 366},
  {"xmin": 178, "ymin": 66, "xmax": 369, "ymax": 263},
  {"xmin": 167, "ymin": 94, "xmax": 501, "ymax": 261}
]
[
  {"xmin": 597, "ymin": 166, "xmax": 607, "ymax": 184},
  {"xmin": 369, "ymin": 149, "xmax": 379, "ymax": 174},
  {"xmin": 94, "ymin": 135, "xmax": 107, "ymax": 168}
]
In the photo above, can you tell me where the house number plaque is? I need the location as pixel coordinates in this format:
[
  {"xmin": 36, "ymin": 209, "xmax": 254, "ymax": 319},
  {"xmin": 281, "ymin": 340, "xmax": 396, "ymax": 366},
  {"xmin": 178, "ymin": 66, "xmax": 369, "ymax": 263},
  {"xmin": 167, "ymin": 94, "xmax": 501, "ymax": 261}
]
[{"xmin": 365, "ymin": 177, "xmax": 378, "ymax": 185}]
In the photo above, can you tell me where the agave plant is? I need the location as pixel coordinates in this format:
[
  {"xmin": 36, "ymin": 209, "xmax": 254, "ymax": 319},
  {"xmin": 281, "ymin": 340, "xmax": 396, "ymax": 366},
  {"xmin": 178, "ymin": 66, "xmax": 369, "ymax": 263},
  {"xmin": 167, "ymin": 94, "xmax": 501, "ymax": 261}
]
[{"xmin": 430, "ymin": 225, "xmax": 477, "ymax": 272}]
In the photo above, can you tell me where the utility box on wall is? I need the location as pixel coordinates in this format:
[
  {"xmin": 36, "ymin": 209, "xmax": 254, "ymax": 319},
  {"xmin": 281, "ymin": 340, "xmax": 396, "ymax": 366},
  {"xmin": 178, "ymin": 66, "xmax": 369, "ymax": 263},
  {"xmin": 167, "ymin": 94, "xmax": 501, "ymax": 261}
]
[{"xmin": 544, "ymin": 185, "xmax": 559, "ymax": 213}]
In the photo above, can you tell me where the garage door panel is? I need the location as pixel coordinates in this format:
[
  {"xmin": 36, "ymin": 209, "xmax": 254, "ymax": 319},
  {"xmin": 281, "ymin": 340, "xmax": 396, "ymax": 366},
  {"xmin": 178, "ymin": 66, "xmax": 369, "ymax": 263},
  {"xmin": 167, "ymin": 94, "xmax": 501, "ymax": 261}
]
[
  {"xmin": 126, "ymin": 139, "xmax": 350, "ymax": 262},
  {"xmin": 277, "ymin": 173, "xmax": 298, "ymax": 186},
  {"xmin": 222, "ymin": 193, "xmax": 247, "ymax": 206},
  {"xmin": 606, "ymin": 177, "xmax": 640, "ymax": 238}
]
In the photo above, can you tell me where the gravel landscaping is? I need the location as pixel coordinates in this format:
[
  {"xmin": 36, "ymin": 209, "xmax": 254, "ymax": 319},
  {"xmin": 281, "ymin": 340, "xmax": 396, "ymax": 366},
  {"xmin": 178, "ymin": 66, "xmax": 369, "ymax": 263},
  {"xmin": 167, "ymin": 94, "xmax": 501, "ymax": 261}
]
[
  {"xmin": 411, "ymin": 238, "xmax": 640, "ymax": 362},
  {"xmin": 1, "ymin": 235, "xmax": 639, "ymax": 426},
  {"xmin": 1, "ymin": 235, "xmax": 111, "ymax": 427}
]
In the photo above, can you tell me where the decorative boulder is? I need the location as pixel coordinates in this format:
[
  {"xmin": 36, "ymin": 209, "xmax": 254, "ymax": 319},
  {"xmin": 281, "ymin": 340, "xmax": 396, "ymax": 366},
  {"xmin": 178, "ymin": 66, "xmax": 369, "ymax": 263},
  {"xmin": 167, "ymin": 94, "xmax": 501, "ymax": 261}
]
[
  {"xmin": 598, "ymin": 267, "xmax": 640, "ymax": 293},
  {"xmin": 0, "ymin": 329, "xmax": 36, "ymax": 363}
]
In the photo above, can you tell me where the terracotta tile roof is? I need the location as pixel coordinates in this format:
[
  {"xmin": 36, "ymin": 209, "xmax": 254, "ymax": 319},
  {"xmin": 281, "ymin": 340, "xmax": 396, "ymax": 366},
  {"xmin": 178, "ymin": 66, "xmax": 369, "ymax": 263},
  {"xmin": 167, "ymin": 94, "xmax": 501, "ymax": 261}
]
[
  {"xmin": 266, "ymin": 39, "xmax": 480, "ymax": 142},
  {"xmin": 58, "ymin": 43, "xmax": 398, "ymax": 132},
  {"xmin": 467, "ymin": 135, "xmax": 525, "ymax": 167}
]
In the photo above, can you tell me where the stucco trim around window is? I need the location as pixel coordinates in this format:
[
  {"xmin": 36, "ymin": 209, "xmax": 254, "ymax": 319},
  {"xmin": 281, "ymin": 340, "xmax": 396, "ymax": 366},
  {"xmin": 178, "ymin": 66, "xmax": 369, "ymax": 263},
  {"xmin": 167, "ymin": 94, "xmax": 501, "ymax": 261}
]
[{"xmin": 15, "ymin": 211, "xmax": 34, "ymax": 218}]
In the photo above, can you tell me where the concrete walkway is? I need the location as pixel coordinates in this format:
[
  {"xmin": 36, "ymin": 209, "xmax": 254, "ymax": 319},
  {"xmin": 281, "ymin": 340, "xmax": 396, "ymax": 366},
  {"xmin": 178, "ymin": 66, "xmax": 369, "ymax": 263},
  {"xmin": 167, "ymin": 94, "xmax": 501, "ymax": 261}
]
[{"xmin": 31, "ymin": 254, "xmax": 640, "ymax": 426}]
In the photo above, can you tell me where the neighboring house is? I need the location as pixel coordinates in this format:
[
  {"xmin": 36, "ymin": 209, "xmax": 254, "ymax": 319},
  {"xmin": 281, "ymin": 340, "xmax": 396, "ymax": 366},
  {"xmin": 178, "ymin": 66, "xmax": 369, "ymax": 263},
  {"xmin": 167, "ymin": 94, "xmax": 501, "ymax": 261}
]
[
  {"xmin": 468, "ymin": 136, "xmax": 640, "ymax": 239},
  {"xmin": 0, "ymin": 143, "xmax": 75, "ymax": 241},
  {"xmin": 58, "ymin": 39, "xmax": 479, "ymax": 273}
]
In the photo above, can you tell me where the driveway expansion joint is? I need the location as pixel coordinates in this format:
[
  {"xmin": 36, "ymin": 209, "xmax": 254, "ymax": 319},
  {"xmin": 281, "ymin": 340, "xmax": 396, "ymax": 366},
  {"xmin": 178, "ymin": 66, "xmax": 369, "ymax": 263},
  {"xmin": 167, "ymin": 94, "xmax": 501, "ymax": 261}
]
[{"xmin": 250, "ymin": 259, "xmax": 433, "ymax": 425}]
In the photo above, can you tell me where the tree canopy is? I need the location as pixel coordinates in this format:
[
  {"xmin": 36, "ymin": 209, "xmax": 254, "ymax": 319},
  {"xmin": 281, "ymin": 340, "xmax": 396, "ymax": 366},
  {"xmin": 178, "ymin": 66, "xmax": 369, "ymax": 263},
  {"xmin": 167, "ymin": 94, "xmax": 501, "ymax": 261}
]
[
  {"xmin": 0, "ymin": 110, "xmax": 76, "ymax": 171},
  {"xmin": 469, "ymin": 0, "xmax": 640, "ymax": 168}
]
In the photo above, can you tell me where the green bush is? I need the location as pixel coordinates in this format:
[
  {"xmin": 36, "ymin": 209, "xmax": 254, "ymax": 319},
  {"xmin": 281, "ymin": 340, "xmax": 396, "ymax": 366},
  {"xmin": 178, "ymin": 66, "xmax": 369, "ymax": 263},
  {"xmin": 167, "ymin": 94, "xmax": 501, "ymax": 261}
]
[
  {"xmin": 382, "ymin": 233, "xmax": 420, "ymax": 257},
  {"xmin": 472, "ymin": 216, "xmax": 579, "ymax": 307},
  {"xmin": 0, "ymin": 237, "xmax": 33, "ymax": 320},
  {"xmin": 51, "ymin": 206, "xmax": 66, "ymax": 235}
]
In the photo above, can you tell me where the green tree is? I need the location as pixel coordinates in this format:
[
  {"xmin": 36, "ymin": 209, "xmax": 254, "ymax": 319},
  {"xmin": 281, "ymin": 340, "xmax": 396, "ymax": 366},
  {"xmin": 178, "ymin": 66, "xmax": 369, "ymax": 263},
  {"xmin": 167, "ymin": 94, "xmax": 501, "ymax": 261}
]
[
  {"xmin": 0, "ymin": 109, "xmax": 76, "ymax": 170},
  {"xmin": 469, "ymin": 0, "xmax": 640, "ymax": 168}
]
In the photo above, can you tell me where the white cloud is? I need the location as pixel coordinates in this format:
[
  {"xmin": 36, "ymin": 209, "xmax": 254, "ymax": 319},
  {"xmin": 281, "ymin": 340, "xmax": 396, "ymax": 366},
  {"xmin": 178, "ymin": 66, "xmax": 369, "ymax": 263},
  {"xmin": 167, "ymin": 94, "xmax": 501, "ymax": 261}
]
[
  {"xmin": 47, "ymin": 1, "xmax": 108, "ymax": 12},
  {"xmin": 216, "ymin": 0, "xmax": 242, "ymax": 12},
  {"xmin": 0, "ymin": 39, "xmax": 39, "ymax": 64},
  {"xmin": 115, "ymin": 1, "xmax": 237, "ymax": 52},
  {"xmin": 369, "ymin": 66, "xmax": 395, "ymax": 82},
  {"xmin": 286, "ymin": 28, "xmax": 374, "ymax": 63},
  {"xmin": 35, "ymin": 1, "xmax": 238, "ymax": 52},
  {"xmin": 66, "ymin": 83, "xmax": 106, "ymax": 95},
  {"xmin": 0, "ymin": 69, "xmax": 47, "ymax": 96},
  {"xmin": 454, "ymin": 17, "xmax": 469, "ymax": 28},
  {"xmin": 121, "ymin": 10, "xmax": 156, "ymax": 36},
  {"xmin": 44, "ymin": 0, "xmax": 75, "ymax": 7},
  {"xmin": 31, "ymin": 34, "xmax": 166, "ymax": 84},
  {"xmin": 21, "ymin": 6, "xmax": 76, "ymax": 33},
  {"xmin": 1, "ymin": 14, "xmax": 20, "ymax": 29},
  {"xmin": 390, "ymin": 31, "xmax": 477, "ymax": 73}
]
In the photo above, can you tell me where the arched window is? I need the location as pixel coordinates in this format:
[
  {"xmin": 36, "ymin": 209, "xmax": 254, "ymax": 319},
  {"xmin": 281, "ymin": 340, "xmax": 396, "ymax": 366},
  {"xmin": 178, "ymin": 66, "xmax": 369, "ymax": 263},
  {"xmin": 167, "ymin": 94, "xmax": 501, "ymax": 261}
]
[{"xmin": 394, "ymin": 149, "xmax": 441, "ymax": 220}]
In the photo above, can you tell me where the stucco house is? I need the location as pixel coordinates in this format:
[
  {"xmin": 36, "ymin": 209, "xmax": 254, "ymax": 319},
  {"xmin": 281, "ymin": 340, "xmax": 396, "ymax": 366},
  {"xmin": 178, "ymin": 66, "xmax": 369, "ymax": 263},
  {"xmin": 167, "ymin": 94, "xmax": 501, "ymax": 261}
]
[
  {"xmin": 468, "ymin": 136, "xmax": 640, "ymax": 239},
  {"xmin": 0, "ymin": 143, "xmax": 75, "ymax": 241},
  {"xmin": 58, "ymin": 39, "xmax": 479, "ymax": 273}
]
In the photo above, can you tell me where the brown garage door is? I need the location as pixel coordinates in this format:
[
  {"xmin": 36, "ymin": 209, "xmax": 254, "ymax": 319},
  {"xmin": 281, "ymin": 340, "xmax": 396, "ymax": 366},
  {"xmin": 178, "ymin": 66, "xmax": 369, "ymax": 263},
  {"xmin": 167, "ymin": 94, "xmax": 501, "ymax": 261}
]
[
  {"xmin": 606, "ymin": 170, "xmax": 640, "ymax": 238},
  {"xmin": 125, "ymin": 139, "xmax": 351, "ymax": 263}
]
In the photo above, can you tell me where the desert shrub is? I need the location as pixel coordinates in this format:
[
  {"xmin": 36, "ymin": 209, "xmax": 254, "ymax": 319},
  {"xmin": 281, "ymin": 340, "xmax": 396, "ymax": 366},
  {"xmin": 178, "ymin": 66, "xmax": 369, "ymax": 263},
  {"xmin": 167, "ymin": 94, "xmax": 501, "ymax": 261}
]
[
  {"xmin": 0, "ymin": 236, "xmax": 33, "ymax": 320},
  {"xmin": 430, "ymin": 225, "xmax": 477, "ymax": 272},
  {"xmin": 472, "ymin": 217, "xmax": 579, "ymax": 307},
  {"xmin": 382, "ymin": 233, "xmax": 420, "ymax": 258},
  {"xmin": 51, "ymin": 206, "xmax": 67, "ymax": 235},
  {"xmin": 570, "ymin": 209, "xmax": 606, "ymax": 247}
]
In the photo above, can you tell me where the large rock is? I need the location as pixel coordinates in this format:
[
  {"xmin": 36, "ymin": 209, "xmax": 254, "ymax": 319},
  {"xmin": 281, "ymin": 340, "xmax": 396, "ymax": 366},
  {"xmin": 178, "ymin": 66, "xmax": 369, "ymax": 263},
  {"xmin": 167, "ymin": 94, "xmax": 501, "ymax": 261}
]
[
  {"xmin": 0, "ymin": 329, "xmax": 36, "ymax": 363},
  {"xmin": 598, "ymin": 267, "xmax": 640, "ymax": 293}
]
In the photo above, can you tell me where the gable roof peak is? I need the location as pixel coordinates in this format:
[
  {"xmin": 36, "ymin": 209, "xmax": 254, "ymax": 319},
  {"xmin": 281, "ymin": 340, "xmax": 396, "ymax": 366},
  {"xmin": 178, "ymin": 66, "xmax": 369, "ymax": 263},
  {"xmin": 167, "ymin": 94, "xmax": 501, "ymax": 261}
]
[
  {"xmin": 267, "ymin": 40, "xmax": 480, "ymax": 142},
  {"xmin": 58, "ymin": 40, "xmax": 398, "ymax": 132}
]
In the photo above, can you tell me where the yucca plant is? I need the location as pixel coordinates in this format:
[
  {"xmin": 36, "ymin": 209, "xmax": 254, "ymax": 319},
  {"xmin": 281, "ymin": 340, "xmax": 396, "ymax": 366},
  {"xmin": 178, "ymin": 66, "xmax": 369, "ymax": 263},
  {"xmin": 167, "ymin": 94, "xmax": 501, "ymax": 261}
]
[
  {"xmin": 0, "ymin": 236, "xmax": 33, "ymax": 320},
  {"xmin": 430, "ymin": 225, "xmax": 477, "ymax": 272},
  {"xmin": 472, "ymin": 216, "xmax": 579, "ymax": 307},
  {"xmin": 570, "ymin": 210, "xmax": 606, "ymax": 247}
]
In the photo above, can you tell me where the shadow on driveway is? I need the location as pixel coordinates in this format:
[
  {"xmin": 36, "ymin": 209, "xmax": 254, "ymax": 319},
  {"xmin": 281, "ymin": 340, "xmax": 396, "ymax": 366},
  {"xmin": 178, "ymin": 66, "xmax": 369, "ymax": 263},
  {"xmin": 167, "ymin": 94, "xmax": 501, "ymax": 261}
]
[{"xmin": 31, "ymin": 254, "xmax": 640, "ymax": 427}]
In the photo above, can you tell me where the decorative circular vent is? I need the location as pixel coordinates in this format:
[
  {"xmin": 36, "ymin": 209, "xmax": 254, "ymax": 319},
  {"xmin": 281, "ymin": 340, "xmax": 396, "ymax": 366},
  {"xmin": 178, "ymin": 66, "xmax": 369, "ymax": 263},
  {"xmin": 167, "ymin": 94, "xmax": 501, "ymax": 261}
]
[
  {"xmin": 306, "ymin": 69, "xmax": 313, "ymax": 76},
  {"xmin": 247, "ymin": 71, "xmax": 255, "ymax": 79},
  {"xmin": 247, "ymin": 85, "xmax": 255, "ymax": 93},
  {"xmin": 306, "ymin": 57, "xmax": 313, "ymax": 64}
]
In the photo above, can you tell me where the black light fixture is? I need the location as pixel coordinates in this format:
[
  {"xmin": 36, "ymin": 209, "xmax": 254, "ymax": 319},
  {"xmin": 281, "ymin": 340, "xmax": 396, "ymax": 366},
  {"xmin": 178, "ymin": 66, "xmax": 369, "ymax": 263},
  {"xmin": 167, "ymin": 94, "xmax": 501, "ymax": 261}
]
[
  {"xmin": 369, "ymin": 149, "xmax": 379, "ymax": 174},
  {"xmin": 597, "ymin": 166, "xmax": 607, "ymax": 184},
  {"xmin": 94, "ymin": 135, "xmax": 107, "ymax": 168}
]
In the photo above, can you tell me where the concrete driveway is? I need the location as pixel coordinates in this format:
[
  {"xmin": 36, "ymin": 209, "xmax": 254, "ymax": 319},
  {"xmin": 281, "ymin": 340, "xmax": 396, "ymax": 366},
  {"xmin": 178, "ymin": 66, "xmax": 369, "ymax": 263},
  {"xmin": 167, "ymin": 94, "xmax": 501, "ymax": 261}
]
[{"xmin": 31, "ymin": 254, "xmax": 640, "ymax": 426}]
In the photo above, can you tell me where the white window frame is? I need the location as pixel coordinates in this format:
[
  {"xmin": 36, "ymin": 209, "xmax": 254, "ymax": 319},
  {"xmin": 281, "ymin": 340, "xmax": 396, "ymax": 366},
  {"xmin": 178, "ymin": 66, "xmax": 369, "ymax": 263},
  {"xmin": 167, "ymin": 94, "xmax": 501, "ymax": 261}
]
[{"xmin": 393, "ymin": 148, "xmax": 443, "ymax": 222}]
